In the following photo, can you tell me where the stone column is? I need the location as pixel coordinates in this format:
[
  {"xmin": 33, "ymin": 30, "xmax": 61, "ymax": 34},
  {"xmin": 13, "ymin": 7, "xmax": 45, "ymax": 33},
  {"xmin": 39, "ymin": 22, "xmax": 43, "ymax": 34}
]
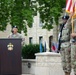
[{"xmin": 35, "ymin": 52, "xmax": 64, "ymax": 75}]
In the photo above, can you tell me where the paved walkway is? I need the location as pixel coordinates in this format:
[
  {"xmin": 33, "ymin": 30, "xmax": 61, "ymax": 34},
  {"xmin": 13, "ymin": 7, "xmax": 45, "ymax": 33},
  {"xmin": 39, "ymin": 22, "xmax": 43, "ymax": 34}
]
[
  {"xmin": 22, "ymin": 74, "xmax": 33, "ymax": 75},
  {"xmin": 22, "ymin": 74, "xmax": 34, "ymax": 75},
  {"xmin": 22, "ymin": 74, "xmax": 31, "ymax": 75}
]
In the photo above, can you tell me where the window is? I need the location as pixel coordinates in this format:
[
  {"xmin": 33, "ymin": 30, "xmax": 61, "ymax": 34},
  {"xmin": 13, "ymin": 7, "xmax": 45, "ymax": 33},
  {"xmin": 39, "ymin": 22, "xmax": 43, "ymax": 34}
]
[
  {"xmin": 39, "ymin": 36, "xmax": 43, "ymax": 44},
  {"xmin": 29, "ymin": 37, "xmax": 33, "ymax": 44},
  {"xmin": 39, "ymin": 20, "xmax": 43, "ymax": 27}
]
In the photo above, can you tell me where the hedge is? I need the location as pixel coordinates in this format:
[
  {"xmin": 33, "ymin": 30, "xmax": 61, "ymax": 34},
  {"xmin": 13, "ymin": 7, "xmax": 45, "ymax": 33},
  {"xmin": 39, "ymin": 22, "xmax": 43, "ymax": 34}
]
[{"xmin": 22, "ymin": 44, "xmax": 40, "ymax": 59}]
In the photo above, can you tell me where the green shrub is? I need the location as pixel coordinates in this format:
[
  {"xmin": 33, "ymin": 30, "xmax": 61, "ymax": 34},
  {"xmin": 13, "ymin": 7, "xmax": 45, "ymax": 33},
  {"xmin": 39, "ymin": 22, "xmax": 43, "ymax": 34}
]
[{"xmin": 22, "ymin": 44, "xmax": 40, "ymax": 59}]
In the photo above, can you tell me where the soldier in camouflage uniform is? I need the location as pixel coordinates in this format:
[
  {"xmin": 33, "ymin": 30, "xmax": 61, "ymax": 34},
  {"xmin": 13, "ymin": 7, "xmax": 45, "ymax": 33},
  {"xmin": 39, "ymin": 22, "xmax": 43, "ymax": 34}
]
[
  {"xmin": 8, "ymin": 26, "xmax": 25, "ymax": 45},
  {"xmin": 59, "ymin": 15, "xmax": 72, "ymax": 75},
  {"xmin": 71, "ymin": 19, "xmax": 76, "ymax": 75},
  {"xmin": 8, "ymin": 26, "xmax": 22, "ymax": 38}
]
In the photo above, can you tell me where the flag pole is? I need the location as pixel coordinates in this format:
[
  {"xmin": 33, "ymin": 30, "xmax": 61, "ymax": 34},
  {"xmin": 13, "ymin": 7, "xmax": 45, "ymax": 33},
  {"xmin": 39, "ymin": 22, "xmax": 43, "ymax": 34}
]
[
  {"xmin": 72, "ymin": 0, "xmax": 74, "ymax": 33},
  {"xmin": 72, "ymin": 16, "xmax": 74, "ymax": 33}
]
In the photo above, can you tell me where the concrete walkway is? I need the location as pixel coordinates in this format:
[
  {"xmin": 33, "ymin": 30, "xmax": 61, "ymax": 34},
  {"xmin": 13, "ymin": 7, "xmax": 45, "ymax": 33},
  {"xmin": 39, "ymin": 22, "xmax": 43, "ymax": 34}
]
[{"xmin": 22, "ymin": 74, "xmax": 33, "ymax": 75}]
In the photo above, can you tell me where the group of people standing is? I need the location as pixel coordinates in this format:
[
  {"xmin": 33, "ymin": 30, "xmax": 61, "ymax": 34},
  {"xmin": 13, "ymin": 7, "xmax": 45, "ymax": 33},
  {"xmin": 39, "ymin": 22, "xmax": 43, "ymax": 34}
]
[{"xmin": 59, "ymin": 13, "xmax": 76, "ymax": 75}]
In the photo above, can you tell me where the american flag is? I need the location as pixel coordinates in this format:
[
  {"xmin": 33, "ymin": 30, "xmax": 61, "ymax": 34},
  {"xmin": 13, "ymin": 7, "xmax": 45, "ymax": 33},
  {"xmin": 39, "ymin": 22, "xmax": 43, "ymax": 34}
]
[
  {"xmin": 66, "ymin": 0, "xmax": 76, "ymax": 17},
  {"xmin": 66, "ymin": 0, "xmax": 74, "ymax": 13}
]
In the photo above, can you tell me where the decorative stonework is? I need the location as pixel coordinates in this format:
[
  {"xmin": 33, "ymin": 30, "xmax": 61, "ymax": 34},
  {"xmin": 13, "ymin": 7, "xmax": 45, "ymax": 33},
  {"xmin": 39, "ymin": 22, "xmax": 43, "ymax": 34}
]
[
  {"xmin": 22, "ymin": 52, "xmax": 74, "ymax": 75},
  {"xmin": 35, "ymin": 52, "xmax": 64, "ymax": 75},
  {"xmin": 35, "ymin": 52, "xmax": 61, "ymax": 67}
]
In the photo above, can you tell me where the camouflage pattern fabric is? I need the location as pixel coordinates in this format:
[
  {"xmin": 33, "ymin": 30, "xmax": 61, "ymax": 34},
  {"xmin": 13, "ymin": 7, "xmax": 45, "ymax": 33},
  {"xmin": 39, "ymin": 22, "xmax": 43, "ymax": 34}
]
[
  {"xmin": 71, "ymin": 20, "xmax": 76, "ymax": 74},
  {"xmin": 8, "ymin": 33, "xmax": 22, "ymax": 38},
  {"xmin": 60, "ymin": 18, "xmax": 71, "ymax": 73},
  {"xmin": 60, "ymin": 45, "xmax": 71, "ymax": 72},
  {"xmin": 71, "ymin": 44, "xmax": 76, "ymax": 74}
]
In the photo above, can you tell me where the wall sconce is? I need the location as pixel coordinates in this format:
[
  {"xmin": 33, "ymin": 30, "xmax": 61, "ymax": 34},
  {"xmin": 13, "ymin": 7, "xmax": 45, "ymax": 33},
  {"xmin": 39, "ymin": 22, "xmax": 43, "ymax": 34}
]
[{"xmin": 27, "ymin": 62, "xmax": 31, "ymax": 68}]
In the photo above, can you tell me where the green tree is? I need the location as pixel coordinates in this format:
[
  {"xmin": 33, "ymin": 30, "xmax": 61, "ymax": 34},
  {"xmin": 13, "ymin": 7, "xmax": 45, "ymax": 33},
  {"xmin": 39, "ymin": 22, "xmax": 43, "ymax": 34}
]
[
  {"xmin": 0, "ymin": 0, "xmax": 65, "ymax": 34},
  {"xmin": 36, "ymin": 0, "xmax": 65, "ymax": 30}
]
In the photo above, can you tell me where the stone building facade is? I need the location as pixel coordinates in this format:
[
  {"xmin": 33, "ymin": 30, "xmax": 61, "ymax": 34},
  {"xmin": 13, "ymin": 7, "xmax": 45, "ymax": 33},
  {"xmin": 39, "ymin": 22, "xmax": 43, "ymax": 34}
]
[{"xmin": 0, "ymin": 12, "xmax": 59, "ymax": 51}]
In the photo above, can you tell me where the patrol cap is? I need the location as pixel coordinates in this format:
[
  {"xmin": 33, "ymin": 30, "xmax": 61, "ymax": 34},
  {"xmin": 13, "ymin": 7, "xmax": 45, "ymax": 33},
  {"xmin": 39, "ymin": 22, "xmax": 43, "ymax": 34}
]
[
  {"xmin": 12, "ymin": 26, "xmax": 18, "ymax": 29},
  {"xmin": 62, "ymin": 15, "xmax": 69, "ymax": 20}
]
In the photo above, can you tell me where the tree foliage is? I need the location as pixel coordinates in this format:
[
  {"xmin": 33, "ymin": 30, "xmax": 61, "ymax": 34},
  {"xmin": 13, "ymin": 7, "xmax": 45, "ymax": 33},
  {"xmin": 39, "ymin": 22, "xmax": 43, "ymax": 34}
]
[
  {"xmin": 36, "ymin": 0, "xmax": 65, "ymax": 30},
  {"xmin": 0, "ymin": 0, "xmax": 65, "ymax": 34}
]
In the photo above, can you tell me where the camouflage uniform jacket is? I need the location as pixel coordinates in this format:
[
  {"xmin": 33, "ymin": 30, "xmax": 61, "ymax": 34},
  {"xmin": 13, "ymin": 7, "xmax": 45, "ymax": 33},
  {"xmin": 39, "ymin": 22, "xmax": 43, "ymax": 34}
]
[
  {"xmin": 61, "ymin": 18, "xmax": 71, "ymax": 48},
  {"xmin": 8, "ymin": 33, "xmax": 22, "ymax": 38}
]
